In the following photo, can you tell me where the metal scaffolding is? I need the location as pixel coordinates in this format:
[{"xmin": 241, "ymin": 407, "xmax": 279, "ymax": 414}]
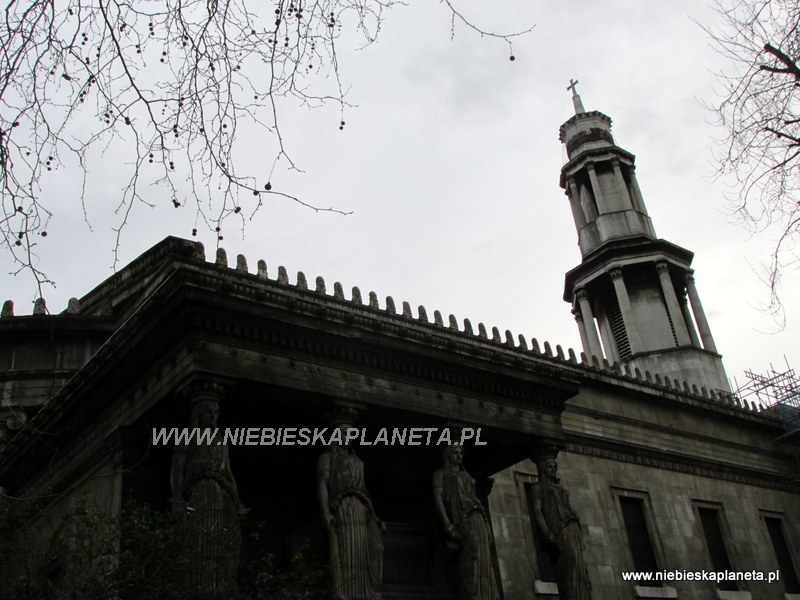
[{"xmin": 735, "ymin": 362, "xmax": 800, "ymax": 433}]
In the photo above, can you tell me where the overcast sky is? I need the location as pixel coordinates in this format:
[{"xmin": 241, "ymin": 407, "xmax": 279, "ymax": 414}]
[{"xmin": 2, "ymin": 0, "xmax": 798, "ymax": 397}]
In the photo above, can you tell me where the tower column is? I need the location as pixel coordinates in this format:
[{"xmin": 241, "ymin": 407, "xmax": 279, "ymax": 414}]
[
  {"xmin": 628, "ymin": 167, "xmax": 648, "ymax": 215},
  {"xmin": 609, "ymin": 268, "xmax": 642, "ymax": 354},
  {"xmin": 578, "ymin": 181, "xmax": 598, "ymax": 220},
  {"xmin": 565, "ymin": 179, "xmax": 587, "ymax": 231},
  {"xmin": 685, "ymin": 271, "xmax": 717, "ymax": 353},
  {"xmin": 680, "ymin": 294, "xmax": 702, "ymax": 347},
  {"xmin": 575, "ymin": 289, "xmax": 603, "ymax": 360},
  {"xmin": 656, "ymin": 261, "xmax": 691, "ymax": 345},
  {"xmin": 612, "ymin": 159, "xmax": 634, "ymax": 209},
  {"xmin": 586, "ymin": 163, "xmax": 610, "ymax": 214},
  {"xmin": 572, "ymin": 307, "xmax": 591, "ymax": 358}
]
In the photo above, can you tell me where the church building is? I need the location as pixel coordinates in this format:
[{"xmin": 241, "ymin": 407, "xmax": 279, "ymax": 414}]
[{"xmin": 1, "ymin": 91, "xmax": 798, "ymax": 600}]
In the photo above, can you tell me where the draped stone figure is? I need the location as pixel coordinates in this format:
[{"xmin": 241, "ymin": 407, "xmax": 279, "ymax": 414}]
[
  {"xmin": 317, "ymin": 423, "xmax": 384, "ymax": 600},
  {"xmin": 532, "ymin": 456, "xmax": 592, "ymax": 600},
  {"xmin": 433, "ymin": 444, "xmax": 500, "ymax": 600},
  {"xmin": 171, "ymin": 387, "xmax": 242, "ymax": 598}
]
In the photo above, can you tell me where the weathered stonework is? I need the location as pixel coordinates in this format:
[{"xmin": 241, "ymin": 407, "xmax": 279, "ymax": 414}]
[{"xmin": 1, "ymin": 96, "xmax": 798, "ymax": 600}]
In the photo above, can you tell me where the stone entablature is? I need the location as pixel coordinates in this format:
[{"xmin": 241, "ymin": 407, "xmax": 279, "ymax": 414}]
[
  {"xmin": 0, "ymin": 237, "xmax": 773, "ymax": 431},
  {"xmin": 0, "ymin": 236, "xmax": 786, "ymax": 502}
]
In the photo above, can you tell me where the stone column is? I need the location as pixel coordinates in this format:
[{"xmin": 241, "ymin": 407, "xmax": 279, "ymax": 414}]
[
  {"xmin": 680, "ymin": 294, "xmax": 702, "ymax": 347},
  {"xmin": 320, "ymin": 403, "xmax": 384, "ymax": 600},
  {"xmin": 566, "ymin": 178, "xmax": 587, "ymax": 230},
  {"xmin": 183, "ymin": 379, "xmax": 226, "ymax": 405},
  {"xmin": 572, "ymin": 307, "xmax": 591, "ymax": 359},
  {"xmin": 529, "ymin": 445, "xmax": 593, "ymax": 600},
  {"xmin": 578, "ymin": 181, "xmax": 598, "ymax": 221},
  {"xmin": 575, "ymin": 288, "xmax": 603, "ymax": 360},
  {"xmin": 173, "ymin": 379, "xmax": 242, "ymax": 598},
  {"xmin": 656, "ymin": 261, "xmax": 691, "ymax": 346},
  {"xmin": 628, "ymin": 167, "xmax": 648, "ymax": 215},
  {"xmin": 685, "ymin": 270, "xmax": 718, "ymax": 353},
  {"xmin": 609, "ymin": 267, "xmax": 641, "ymax": 354},
  {"xmin": 612, "ymin": 159, "xmax": 633, "ymax": 209},
  {"xmin": 586, "ymin": 163, "xmax": 609, "ymax": 214}
]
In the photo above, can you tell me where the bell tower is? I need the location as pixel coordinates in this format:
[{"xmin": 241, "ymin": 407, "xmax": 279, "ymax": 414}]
[{"xmin": 559, "ymin": 81, "xmax": 730, "ymax": 392}]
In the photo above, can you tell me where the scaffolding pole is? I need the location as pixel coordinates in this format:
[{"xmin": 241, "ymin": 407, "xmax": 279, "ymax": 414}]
[{"xmin": 735, "ymin": 361, "xmax": 800, "ymax": 434}]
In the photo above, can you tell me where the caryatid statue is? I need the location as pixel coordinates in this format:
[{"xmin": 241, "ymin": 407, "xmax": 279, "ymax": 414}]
[
  {"xmin": 170, "ymin": 382, "xmax": 243, "ymax": 597},
  {"xmin": 433, "ymin": 444, "xmax": 500, "ymax": 600},
  {"xmin": 532, "ymin": 452, "xmax": 592, "ymax": 600},
  {"xmin": 317, "ymin": 411, "xmax": 385, "ymax": 600}
]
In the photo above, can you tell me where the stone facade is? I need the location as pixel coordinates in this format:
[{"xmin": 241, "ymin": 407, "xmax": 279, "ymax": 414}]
[
  {"xmin": 491, "ymin": 380, "xmax": 800, "ymax": 600},
  {"xmin": 1, "ymin": 97, "xmax": 798, "ymax": 600}
]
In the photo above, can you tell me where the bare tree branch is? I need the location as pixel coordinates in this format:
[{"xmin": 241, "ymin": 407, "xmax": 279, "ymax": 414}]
[
  {"xmin": 761, "ymin": 42, "xmax": 800, "ymax": 78},
  {"xmin": 0, "ymin": 0, "xmax": 532, "ymax": 296},
  {"xmin": 700, "ymin": 0, "xmax": 800, "ymax": 326}
]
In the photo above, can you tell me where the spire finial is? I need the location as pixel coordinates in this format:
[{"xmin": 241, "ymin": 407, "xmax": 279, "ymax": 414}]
[{"xmin": 567, "ymin": 78, "xmax": 585, "ymax": 114}]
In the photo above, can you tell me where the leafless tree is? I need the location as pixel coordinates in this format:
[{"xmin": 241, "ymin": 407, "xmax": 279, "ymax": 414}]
[
  {"xmin": 703, "ymin": 0, "xmax": 800, "ymax": 324},
  {"xmin": 0, "ymin": 0, "xmax": 530, "ymax": 294}
]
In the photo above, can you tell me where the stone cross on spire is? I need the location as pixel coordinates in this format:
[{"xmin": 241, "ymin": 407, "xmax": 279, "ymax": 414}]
[{"xmin": 567, "ymin": 78, "xmax": 585, "ymax": 114}]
